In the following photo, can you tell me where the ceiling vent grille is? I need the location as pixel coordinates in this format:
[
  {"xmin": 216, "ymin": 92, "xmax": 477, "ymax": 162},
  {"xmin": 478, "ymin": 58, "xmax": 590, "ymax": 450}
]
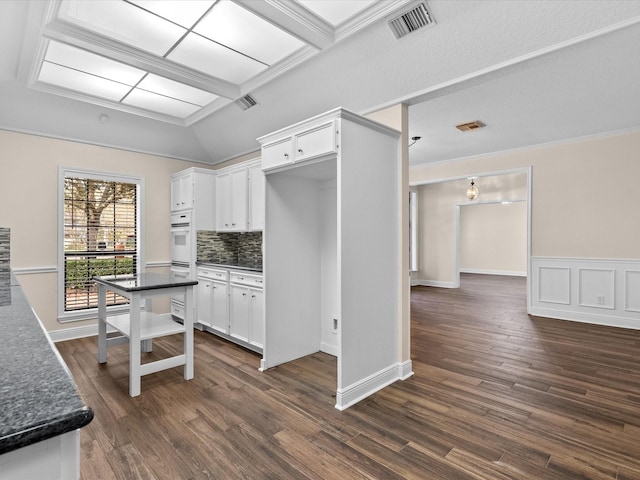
[
  {"xmin": 388, "ymin": 3, "xmax": 435, "ymax": 39},
  {"xmin": 234, "ymin": 94, "xmax": 258, "ymax": 111},
  {"xmin": 456, "ymin": 121, "xmax": 485, "ymax": 132}
]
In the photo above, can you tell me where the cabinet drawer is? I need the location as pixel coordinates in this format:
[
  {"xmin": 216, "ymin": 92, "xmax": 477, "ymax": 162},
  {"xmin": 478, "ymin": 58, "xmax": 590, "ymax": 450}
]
[
  {"xmin": 170, "ymin": 300, "xmax": 185, "ymax": 319},
  {"xmin": 261, "ymin": 137, "xmax": 293, "ymax": 171},
  {"xmin": 170, "ymin": 211, "xmax": 191, "ymax": 225},
  {"xmin": 295, "ymin": 121, "xmax": 336, "ymax": 162},
  {"xmin": 197, "ymin": 268, "xmax": 229, "ymax": 281},
  {"xmin": 230, "ymin": 271, "xmax": 263, "ymax": 288}
]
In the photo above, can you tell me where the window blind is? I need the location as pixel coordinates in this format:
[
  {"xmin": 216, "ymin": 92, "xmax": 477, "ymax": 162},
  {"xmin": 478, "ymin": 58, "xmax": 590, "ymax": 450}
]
[{"xmin": 63, "ymin": 177, "xmax": 138, "ymax": 311}]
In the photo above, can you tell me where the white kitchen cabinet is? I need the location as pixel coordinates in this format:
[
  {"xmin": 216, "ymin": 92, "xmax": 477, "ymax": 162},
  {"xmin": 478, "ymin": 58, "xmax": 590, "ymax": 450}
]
[
  {"xmin": 197, "ymin": 266, "xmax": 263, "ymax": 353},
  {"xmin": 216, "ymin": 160, "xmax": 263, "ymax": 232},
  {"xmin": 170, "ymin": 172, "xmax": 194, "ymax": 211},
  {"xmin": 230, "ymin": 284, "xmax": 264, "ymax": 350},
  {"xmin": 216, "ymin": 168, "xmax": 247, "ymax": 231},
  {"xmin": 258, "ymin": 107, "xmax": 407, "ymax": 410},
  {"xmin": 171, "ymin": 169, "xmax": 215, "ymax": 213},
  {"xmin": 248, "ymin": 162, "xmax": 265, "ymax": 230},
  {"xmin": 197, "ymin": 267, "xmax": 229, "ymax": 335},
  {"xmin": 260, "ymin": 120, "xmax": 337, "ymax": 172}
]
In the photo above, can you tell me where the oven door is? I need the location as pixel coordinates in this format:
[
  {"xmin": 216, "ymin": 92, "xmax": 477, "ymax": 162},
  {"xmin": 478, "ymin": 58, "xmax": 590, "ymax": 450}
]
[{"xmin": 170, "ymin": 227, "xmax": 191, "ymax": 264}]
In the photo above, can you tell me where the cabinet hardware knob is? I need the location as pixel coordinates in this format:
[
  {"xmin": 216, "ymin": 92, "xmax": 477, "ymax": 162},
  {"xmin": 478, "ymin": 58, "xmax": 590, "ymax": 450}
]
[
  {"xmin": 298, "ymin": 149, "xmax": 303, "ymax": 154},
  {"xmin": 251, "ymin": 295, "xmax": 256, "ymax": 298},
  {"xmin": 284, "ymin": 153, "xmax": 288, "ymax": 158},
  {"xmin": 242, "ymin": 293, "xmax": 247, "ymax": 296}
]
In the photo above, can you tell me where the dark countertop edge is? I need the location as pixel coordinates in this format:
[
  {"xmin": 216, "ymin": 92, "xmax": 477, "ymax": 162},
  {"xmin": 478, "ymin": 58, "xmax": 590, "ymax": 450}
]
[
  {"xmin": 196, "ymin": 262, "xmax": 262, "ymax": 274},
  {"xmin": 0, "ymin": 407, "xmax": 94, "ymax": 456},
  {"xmin": 93, "ymin": 275, "xmax": 198, "ymax": 292}
]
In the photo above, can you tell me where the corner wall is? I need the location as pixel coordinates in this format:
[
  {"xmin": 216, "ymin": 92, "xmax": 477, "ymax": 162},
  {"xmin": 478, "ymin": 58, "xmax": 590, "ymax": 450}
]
[{"xmin": 0, "ymin": 129, "xmax": 210, "ymax": 333}]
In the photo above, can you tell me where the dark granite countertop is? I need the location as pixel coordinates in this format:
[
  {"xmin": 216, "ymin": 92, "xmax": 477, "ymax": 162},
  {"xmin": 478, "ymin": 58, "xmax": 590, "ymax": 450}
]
[
  {"xmin": 196, "ymin": 261, "xmax": 262, "ymax": 274},
  {"xmin": 93, "ymin": 271, "xmax": 198, "ymax": 292},
  {"xmin": 0, "ymin": 272, "xmax": 93, "ymax": 455}
]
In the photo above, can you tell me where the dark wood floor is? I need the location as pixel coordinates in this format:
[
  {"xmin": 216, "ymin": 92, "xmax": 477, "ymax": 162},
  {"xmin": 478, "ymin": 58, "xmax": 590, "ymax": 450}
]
[{"xmin": 57, "ymin": 274, "xmax": 640, "ymax": 479}]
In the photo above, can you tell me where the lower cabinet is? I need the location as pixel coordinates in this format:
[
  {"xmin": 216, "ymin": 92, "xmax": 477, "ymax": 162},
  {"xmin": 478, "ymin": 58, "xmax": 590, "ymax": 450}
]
[
  {"xmin": 230, "ymin": 284, "xmax": 264, "ymax": 349},
  {"xmin": 197, "ymin": 266, "xmax": 263, "ymax": 353}
]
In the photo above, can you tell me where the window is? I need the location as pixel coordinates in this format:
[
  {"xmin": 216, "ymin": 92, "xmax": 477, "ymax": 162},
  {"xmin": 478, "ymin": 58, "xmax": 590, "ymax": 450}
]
[{"xmin": 58, "ymin": 168, "xmax": 144, "ymax": 321}]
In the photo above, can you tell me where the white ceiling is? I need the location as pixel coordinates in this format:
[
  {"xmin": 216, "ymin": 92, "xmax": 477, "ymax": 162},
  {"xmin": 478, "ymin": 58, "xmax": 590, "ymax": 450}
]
[{"xmin": 1, "ymin": 0, "xmax": 640, "ymax": 167}]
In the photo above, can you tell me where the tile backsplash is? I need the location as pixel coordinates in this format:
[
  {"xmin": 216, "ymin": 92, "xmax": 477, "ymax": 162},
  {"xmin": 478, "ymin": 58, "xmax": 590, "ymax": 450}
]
[{"xmin": 197, "ymin": 231, "xmax": 262, "ymax": 270}]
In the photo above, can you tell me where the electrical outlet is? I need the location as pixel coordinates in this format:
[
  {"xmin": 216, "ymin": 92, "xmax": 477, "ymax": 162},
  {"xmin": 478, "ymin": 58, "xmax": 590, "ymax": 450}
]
[
  {"xmin": 596, "ymin": 295, "xmax": 605, "ymax": 305},
  {"xmin": 332, "ymin": 317, "xmax": 338, "ymax": 331}
]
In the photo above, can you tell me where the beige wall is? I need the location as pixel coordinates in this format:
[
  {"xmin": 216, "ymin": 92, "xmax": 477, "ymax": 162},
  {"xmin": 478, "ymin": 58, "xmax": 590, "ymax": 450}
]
[
  {"xmin": 460, "ymin": 202, "xmax": 527, "ymax": 274},
  {"xmin": 415, "ymin": 173, "xmax": 527, "ymax": 283},
  {"xmin": 0, "ymin": 129, "xmax": 211, "ymax": 332},
  {"xmin": 411, "ymin": 130, "xmax": 640, "ymax": 271}
]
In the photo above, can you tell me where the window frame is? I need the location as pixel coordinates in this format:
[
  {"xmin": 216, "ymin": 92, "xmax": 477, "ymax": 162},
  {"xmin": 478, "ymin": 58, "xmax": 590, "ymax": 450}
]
[{"xmin": 57, "ymin": 167, "xmax": 145, "ymax": 322}]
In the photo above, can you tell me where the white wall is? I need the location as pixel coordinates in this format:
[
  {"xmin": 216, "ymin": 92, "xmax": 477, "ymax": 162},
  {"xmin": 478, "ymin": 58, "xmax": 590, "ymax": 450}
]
[{"xmin": 0, "ymin": 129, "xmax": 210, "ymax": 333}]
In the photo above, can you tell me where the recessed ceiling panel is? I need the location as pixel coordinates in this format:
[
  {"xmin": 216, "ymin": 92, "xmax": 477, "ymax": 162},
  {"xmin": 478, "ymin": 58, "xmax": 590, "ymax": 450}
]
[
  {"xmin": 38, "ymin": 62, "xmax": 131, "ymax": 101},
  {"xmin": 123, "ymin": 88, "xmax": 201, "ymax": 118},
  {"xmin": 297, "ymin": 0, "xmax": 377, "ymax": 26},
  {"xmin": 168, "ymin": 32, "xmax": 267, "ymax": 84},
  {"xmin": 194, "ymin": 1, "xmax": 306, "ymax": 65},
  {"xmin": 137, "ymin": 74, "xmax": 218, "ymax": 106},
  {"xmin": 128, "ymin": 0, "xmax": 215, "ymax": 28},
  {"xmin": 57, "ymin": 0, "xmax": 186, "ymax": 56},
  {"xmin": 44, "ymin": 41, "xmax": 145, "ymax": 86}
]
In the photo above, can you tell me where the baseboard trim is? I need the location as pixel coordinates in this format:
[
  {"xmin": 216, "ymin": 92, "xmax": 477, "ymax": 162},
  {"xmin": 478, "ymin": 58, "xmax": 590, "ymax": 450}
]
[
  {"xmin": 320, "ymin": 342, "xmax": 339, "ymax": 357},
  {"xmin": 460, "ymin": 268, "xmax": 526, "ymax": 277},
  {"xmin": 335, "ymin": 362, "xmax": 405, "ymax": 411},
  {"xmin": 49, "ymin": 323, "xmax": 108, "ymax": 343},
  {"xmin": 411, "ymin": 279, "xmax": 456, "ymax": 288},
  {"xmin": 529, "ymin": 307, "xmax": 640, "ymax": 331}
]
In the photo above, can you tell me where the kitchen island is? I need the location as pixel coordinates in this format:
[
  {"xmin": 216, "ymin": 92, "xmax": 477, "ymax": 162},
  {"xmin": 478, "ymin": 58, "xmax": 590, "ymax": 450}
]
[{"xmin": 0, "ymin": 272, "xmax": 93, "ymax": 479}]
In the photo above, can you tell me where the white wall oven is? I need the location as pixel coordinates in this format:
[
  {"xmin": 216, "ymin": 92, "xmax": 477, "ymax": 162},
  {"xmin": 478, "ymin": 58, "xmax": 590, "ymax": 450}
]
[{"xmin": 170, "ymin": 211, "xmax": 191, "ymax": 266}]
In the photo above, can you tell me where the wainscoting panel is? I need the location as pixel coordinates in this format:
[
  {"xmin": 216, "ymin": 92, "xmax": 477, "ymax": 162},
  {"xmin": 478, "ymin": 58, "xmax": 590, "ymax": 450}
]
[
  {"xmin": 626, "ymin": 270, "xmax": 640, "ymax": 313},
  {"xmin": 531, "ymin": 257, "xmax": 640, "ymax": 329}
]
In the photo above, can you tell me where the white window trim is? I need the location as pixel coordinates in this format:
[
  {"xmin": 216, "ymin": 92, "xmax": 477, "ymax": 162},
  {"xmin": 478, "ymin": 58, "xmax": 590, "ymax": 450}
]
[{"xmin": 57, "ymin": 166, "xmax": 145, "ymax": 322}]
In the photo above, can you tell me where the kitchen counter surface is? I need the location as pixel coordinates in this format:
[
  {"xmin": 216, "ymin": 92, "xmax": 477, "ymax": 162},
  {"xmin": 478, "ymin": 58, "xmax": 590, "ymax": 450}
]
[
  {"xmin": 0, "ymin": 272, "xmax": 93, "ymax": 455},
  {"xmin": 196, "ymin": 261, "xmax": 262, "ymax": 273}
]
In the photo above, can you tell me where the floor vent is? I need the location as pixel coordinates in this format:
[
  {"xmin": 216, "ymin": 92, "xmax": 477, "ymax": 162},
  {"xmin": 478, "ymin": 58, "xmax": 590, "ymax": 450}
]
[
  {"xmin": 388, "ymin": 2, "xmax": 435, "ymax": 39},
  {"xmin": 235, "ymin": 94, "xmax": 258, "ymax": 111}
]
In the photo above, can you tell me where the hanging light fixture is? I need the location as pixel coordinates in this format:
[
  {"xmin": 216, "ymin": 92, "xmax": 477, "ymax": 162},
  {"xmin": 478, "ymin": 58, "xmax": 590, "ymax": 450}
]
[{"xmin": 466, "ymin": 178, "xmax": 479, "ymax": 201}]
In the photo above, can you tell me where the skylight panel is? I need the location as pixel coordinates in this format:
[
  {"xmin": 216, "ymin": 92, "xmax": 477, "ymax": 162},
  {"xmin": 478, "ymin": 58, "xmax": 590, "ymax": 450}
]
[
  {"xmin": 297, "ymin": 0, "xmax": 377, "ymax": 26},
  {"xmin": 44, "ymin": 41, "xmax": 145, "ymax": 86},
  {"xmin": 128, "ymin": 0, "xmax": 215, "ymax": 28},
  {"xmin": 122, "ymin": 88, "xmax": 201, "ymax": 118},
  {"xmin": 194, "ymin": 1, "xmax": 306, "ymax": 65},
  {"xmin": 168, "ymin": 33, "xmax": 267, "ymax": 84},
  {"xmin": 137, "ymin": 74, "xmax": 218, "ymax": 106},
  {"xmin": 38, "ymin": 62, "xmax": 131, "ymax": 101},
  {"xmin": 57, "ymin": 0, "xmax": 186, "ymax": 56}
]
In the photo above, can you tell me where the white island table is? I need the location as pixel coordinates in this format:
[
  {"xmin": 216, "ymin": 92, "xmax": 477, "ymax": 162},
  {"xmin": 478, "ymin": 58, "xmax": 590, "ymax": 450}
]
[{"xmin": 94, "ymin": 272, "xmax": 198, "ymax": 397}]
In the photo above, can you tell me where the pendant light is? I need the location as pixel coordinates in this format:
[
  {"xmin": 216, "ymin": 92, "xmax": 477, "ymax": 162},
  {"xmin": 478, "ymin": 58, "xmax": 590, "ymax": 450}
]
[{"xmin": 467, "ymin": 178, "xmax": 479, "ymax": 201}]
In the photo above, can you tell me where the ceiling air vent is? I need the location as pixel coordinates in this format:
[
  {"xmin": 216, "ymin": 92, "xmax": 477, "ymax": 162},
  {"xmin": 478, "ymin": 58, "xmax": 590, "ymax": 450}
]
[
  {"xmin": 234, "ymin": 94, "xmax": 258, "ymax": 111},
  {"xmin": 388, "ymin": 3, "xmax": 435, "ymax": 39},
  {"xmin": 456, "ymin": 121, "xmax": 485, "ymax": 132}
]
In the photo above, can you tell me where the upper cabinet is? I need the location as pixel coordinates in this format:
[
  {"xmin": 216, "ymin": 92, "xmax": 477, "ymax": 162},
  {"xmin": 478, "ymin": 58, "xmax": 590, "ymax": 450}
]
[
  {"xmin": 260, "ymin": 119, "xmax": 338, "ymax": 172},
  {"xmin": 170, "ymin": 168, "xmax": 216, "ymax": 228},
  {"xmin": 216, "ymin": 159, "xmax": 264, "ymax": 232}
]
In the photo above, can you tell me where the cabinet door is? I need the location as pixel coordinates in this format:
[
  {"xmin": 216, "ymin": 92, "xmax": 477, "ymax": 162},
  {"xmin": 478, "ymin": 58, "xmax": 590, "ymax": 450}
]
[
  {"xmin": 248, "ymin": 163, "xmax": 265, "ymax": 231},
  {"xmin": 229, "ymin": 169, "xmax": 248, "ymax": 231},
  {"xmin": 210, "ymin": 280, "xmax": 229, "ymax": 334},
  {"xmin": 171, "ymin": 174, "xmax": 194, "ymax": 211},
  {"xmin": 215, "ymin": 173, "xmax": 231, "ymax": 231},
  {"xmin": 197, "ymin": 280, "xmax": 212, "ymax": 327},
  {"xmin": 295, "ymin": 121, "xmax": 336, "ymax": 162},
  {"xmin": 249, "ymin": 288, "xmax": 264, "ymax": 348},
  {"xmin": 261, "ymin": 137, "xmax": 293, "ymax": 171},
  {"xmin": 230, "ymin": 285, "xmax": 249, "ymax": 342}
]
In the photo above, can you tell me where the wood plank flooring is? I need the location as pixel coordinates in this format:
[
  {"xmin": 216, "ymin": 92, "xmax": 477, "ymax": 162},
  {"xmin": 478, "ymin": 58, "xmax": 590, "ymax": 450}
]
[{"xmin": 57, "ymin": 274, "xmax": 640, "ymax": 479}]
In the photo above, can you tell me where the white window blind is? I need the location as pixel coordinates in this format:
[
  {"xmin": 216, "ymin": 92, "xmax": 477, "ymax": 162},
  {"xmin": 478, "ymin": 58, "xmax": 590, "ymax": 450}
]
[{"xmin": 62, "ymin": 175, "xmax": 138, "ymax": 312}]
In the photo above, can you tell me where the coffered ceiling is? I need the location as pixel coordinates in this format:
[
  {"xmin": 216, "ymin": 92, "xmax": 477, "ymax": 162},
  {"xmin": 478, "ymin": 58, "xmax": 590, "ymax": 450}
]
[{"xmin": 1, "ymin": 1, "xmax": 640, "ymax": 167}]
